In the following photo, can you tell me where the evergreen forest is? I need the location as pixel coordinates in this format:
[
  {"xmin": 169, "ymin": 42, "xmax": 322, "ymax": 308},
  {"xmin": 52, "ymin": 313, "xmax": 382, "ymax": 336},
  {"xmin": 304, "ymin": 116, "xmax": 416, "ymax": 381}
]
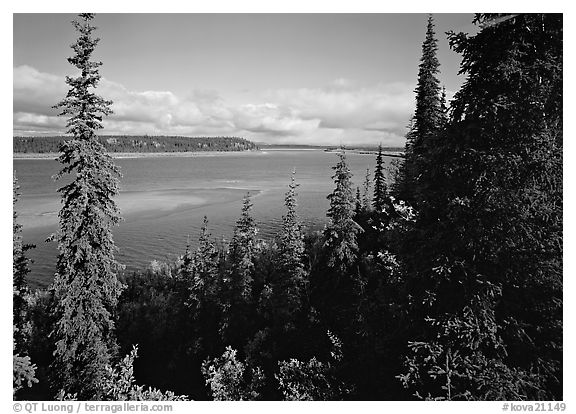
[
  {"xmin": 13, "ymin": 13, "xmax": 562, "ymax": 401},
  {"xmin": 13, "ymin": 135, "xmax": 258, "ymax": 154}
]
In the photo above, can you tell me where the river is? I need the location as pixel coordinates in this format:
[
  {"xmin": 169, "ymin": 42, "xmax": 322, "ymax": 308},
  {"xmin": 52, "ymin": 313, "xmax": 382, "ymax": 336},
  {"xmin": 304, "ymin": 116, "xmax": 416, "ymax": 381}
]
[{"xmin": 13, "ymin": 149, "xmax": 394, "ymax": 289}]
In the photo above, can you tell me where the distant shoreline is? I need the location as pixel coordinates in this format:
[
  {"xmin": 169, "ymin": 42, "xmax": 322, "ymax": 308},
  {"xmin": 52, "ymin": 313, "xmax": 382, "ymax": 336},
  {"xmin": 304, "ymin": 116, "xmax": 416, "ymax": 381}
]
[
  {"xmin": 13, "ymin": 150, "xmax": 263, "ymax": 160},
  {"xmin": 323, "ymin": 149, "xmax": 405, "ymax": 158},
  {"xmin": 14, "ymin": 148, "xmax": 405, "ymax": 160}
]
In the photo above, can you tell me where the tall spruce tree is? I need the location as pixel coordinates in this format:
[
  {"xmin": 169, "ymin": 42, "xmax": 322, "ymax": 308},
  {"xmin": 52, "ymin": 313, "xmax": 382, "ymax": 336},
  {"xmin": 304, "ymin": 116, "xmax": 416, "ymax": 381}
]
[
  {"xmin": 275, "ymin": 171, "xmax": 307, "ymax": 320},
  {"xmin": 50, "ymin": 13, "xmax": 124, "ymax": 399},
  {"xmin": 372, "ymin": 144, "xmax": 387, "ymax": 211},
  {"xmin": 400, "ymin": 14, "xmax": 443, "ymax": 205},
  {"xmin": 324, "ymin": 150, "xmax": 360, "ymax": 274},
  {"xmin": 413, "ymin": 14, "xmax": 443, "ymax": 148},
  {"xmin": 220, "ymin": 193, "xmax": 259, "ymax": 345},
  {"xmin": 183, "ymin": 216, "xmax": 221, "ymax": 356},
  {"xmin": 229, "ymin": 194, "xmax": 258, "ymax": 301},
  {"xmin": 187, "ymin": 216, "xmax": 219, "ymax": 310},
  {"xmin": 399, "ymin": 14, "xmax": 562, "ymax": 400}
]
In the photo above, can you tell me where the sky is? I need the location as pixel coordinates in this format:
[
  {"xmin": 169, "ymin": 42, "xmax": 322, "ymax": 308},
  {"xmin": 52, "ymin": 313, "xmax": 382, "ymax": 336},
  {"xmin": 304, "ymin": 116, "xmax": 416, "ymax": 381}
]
[{"xmin": 13, "ymin": 13, "xmax": 477, "ymax": 146}]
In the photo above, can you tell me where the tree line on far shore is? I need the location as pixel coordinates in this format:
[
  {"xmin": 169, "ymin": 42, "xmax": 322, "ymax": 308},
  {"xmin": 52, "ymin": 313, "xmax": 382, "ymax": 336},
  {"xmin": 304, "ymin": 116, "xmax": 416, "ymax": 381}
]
[
  {"xmin": 13, "ymin": 13, "xmax": 562, "ymax": 401},
  {"xmin": 13, "ymin": 135, "xmax": 258, "ymax": 154}
]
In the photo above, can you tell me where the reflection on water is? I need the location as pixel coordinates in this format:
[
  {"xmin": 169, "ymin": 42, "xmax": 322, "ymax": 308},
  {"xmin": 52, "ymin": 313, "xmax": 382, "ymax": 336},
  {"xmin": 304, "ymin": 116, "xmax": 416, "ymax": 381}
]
[{"xmin": 14, "ymin": 150, "xmax": 393, "ymax": 289}]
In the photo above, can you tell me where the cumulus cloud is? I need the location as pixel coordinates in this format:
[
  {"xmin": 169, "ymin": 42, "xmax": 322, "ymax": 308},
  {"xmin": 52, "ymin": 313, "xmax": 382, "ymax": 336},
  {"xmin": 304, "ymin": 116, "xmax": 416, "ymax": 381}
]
[
  {"xmin": 13, "ymin": 65, "xmax": 237, "ymax": 137},
  {"xmin": 233, "ymin": 103, "xmax": 320, "ymax": 136},
  {"xmin": 14, "ymin": 65, "xmax": 414, "ymax": 146},
  {"xmin": 13, "ymin": 65, "xmax": 68, "ymax": 132},
  {"xmin": 268, "ymin": 82, "xmax": 414, "ymax": 136}
]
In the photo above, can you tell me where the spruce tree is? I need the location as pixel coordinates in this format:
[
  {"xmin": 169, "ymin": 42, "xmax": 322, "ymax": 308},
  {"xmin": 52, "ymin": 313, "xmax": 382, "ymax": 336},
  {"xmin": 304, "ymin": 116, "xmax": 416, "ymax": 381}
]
[
  {"xmin": 188, "ymin": 216, "xmax": 222, "ymax": 355},
  {"xmin": 50, "ymin": 13, "xmax": 124, "ymax": 399},
  {"xmin": 361, "ymin": 168, "xmax": 371, "ymax": 211},
  {"xmin": 221, "ymin": 193, "xmax": 259, "ymax": 345},
  {"xmin": 229, "ymin": 193, "xmax": 258, "ymax": 301},
  {"xmin": 188, "ymin": 216, "xmax": 219, "ymax": 310},
  {"xmin": 355, "ymin": 187, "xmax": 362, "ymax": 216},
  {"xmin": 180, "ymin": 236, "xmax": 194, "ymax": 280},
  {"xmin": 275, "ymin": 171, "xmax": 307, "ymax": 321},
  {"xmin": 324, "ymin": 150, "xmax": 360, "ymax": 274},
  {"xmin": 372, "ymin": 144, "xmax": 387, "ymax": 211},
  {"xmin": 399, "ymin": 14, "xmax": 563, "ymax": 400},
  {"xmin": 413, "ymin": 14, "xmax": 443, "ymax": 148},
  {"xmin": 440, "ymin": 86, "xmax": 449, "ymax": 127},
  {"xmin": 400, "ymin": 14, "xmax": 443, "ymax": 205},
  {"xmin": 392, "ymin": 117, "xmax": 414, "ymax": 199},
  {"xmin": 13, "ymin": 174, "xmax": 39, "ymax": 398},
  {"xmin": 13, "ymin": 175, "xmax": 33, "ymax": 352}
]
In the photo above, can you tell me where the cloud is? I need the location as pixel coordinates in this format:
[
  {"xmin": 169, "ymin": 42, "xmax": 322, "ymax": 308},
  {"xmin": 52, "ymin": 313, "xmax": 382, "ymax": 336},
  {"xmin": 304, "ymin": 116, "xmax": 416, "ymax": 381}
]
[
  {"xmin": 233, "ymin": 103, "xmax": 320, "ymax": 136},
  {"xmin": 13, "ymin": 112, "xmax": 65, "ymax": 135},
  {"xmin": 13, "ymin": 65, "xmax": 67, "ymax": 117},
  {"xmin": 268, "ymin": 82, "xmax": 414, "ymax": 136},
  {"xmin": 13, "ymin": 65, "xmax": 237, "ymax": 136},
  {"xmin": 13, "ymin": 65, "xmax": 414, "ymax": 146}
]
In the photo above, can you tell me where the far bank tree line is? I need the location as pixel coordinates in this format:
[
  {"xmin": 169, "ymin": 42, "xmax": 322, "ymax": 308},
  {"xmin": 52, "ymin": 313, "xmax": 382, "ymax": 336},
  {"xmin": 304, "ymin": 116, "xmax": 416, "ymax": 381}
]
[
  {"xmin": 13, "ymin": 135, "xmax": 258, "ymax": 154},
  {"xmin": 13, "ymin": 13, "xmax": 562, "ymax": 401}
]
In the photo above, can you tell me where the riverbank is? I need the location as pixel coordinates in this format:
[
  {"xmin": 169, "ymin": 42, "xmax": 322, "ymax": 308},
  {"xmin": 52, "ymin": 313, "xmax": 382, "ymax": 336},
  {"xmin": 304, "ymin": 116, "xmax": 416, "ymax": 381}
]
[{"xmin": 13, "ymin": 149, "xmax": 263, "ymax": 160}]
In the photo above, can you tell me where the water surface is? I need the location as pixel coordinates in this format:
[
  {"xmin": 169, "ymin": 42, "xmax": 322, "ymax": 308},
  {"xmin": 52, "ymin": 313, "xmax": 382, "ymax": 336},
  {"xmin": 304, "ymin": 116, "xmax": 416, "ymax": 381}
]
[{"xmin": 14, "ymin": 150, "xmax": 394, "ymax": 289}]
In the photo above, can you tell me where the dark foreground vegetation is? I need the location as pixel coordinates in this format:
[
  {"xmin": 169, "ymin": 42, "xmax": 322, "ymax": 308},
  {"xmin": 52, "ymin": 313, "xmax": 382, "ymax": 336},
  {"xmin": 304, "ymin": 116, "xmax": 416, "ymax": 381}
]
[
  {"xmin": 13, "ymin": 13, "xmax": 562, "ymax": 401},
  {"xmin": 13, "ymin": 135, "xmax": 258, "ymax": 154}
]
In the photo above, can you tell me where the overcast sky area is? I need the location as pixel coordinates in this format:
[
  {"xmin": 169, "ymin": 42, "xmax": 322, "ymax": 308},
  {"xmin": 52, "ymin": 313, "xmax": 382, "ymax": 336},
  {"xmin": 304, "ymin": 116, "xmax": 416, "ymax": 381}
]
[{"xmin": 13, "ymin": 13, "xmax": 478, "ymax": 146}]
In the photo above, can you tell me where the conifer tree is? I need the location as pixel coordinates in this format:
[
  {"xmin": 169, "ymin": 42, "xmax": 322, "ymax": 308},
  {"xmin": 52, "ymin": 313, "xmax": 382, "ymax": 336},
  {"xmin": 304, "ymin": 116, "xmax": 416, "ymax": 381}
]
[
  {"xmin": 188, "ymin": 216, "xmax": 219, "ymax": 310},
  {"xmin": 274, "ymin": 171, "xmax": 307, "ymax": 320},
  {"xmin": 13, "ymin": 175, "xmax": 38, "ymax": 398},
  {"xmin": 183, "ymin": 216, "xmax": 222, "ymax": 355},
  {"xmin": 372, "ymin": 144, "xmax": 387, "ymax": 211},
  {"xmin": 361, "ymin": 168, "xmax": 371, "ymax": 211},
  {"xmin": 400, "ymin": 14, "xmax": 443, "ymax": 205},
  {"xmin": 413, "ymin": 14, "xmax": 443, "ymax": 148},
  {"xmin": 229, "ymin": 194, "xmax": 258, "ymax": 301},
  {"xmin": 391, "ymin": 118, "xmax": 414, "ymax": 200},
  {"xmin": 355, "ymin": 187, "xmax": 362, "ymax": 216},
  {"xmin": 324, "ymin": 150, "xmax": 360, "ymax": 274},
  {"xmin": 399, "ymin": 13, "xmax": 563, "ymax": 400},
  {"xmin": 440, "ymin": 86, "xmax": 449, "ymax": 127},
  {"xmin": 221, "ymin": 193, "xmax": 259, "ymax": 345},
  {"xmin": 50, "ymin": 13, "xmax": 124, "ymax": 399},
  {"xmin": 180, "ymin": 236, "xmax": 194, "ymax": 280},
  {"xmin": 13, "ymin": 175, "xmax": 33, "ymax": 352}
]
